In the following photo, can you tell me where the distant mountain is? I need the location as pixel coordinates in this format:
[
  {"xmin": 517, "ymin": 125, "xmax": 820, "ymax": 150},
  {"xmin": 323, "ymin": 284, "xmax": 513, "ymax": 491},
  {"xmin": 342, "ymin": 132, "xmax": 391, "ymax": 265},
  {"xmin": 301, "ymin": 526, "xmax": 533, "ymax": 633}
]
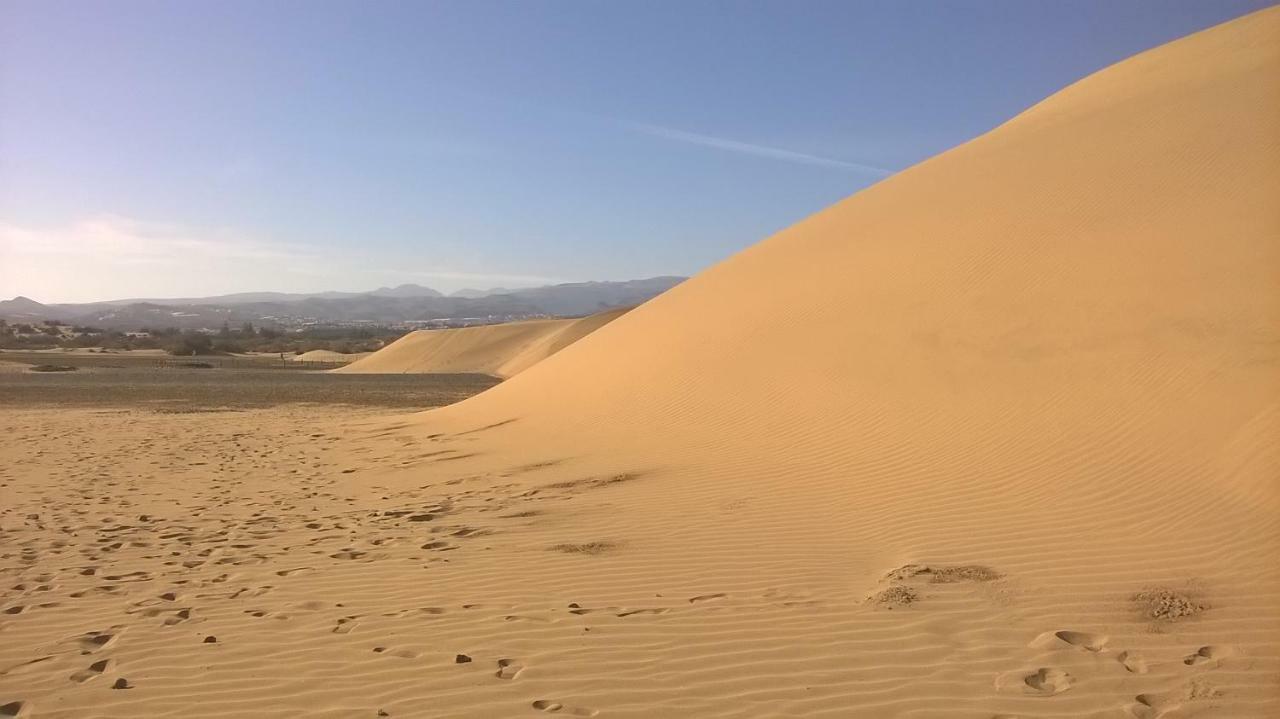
[
  {"xmin": 368, "ymin": 284, "xmax": 444, "ymax": 299},
  {"xmin": 0, "ymin": 296, "xmax": 74, "ymax": 322},
  {"xmin": 448, "ymin": 288, "xmax": 493, "ymax": 299},
  {"xmin": 495, "ymin": 277, "xmax": 687, "ymax": 315},
  {"xmin": 447, "ymin": 287, "xmax": 522, "ymax": 298},
  {"xmin": 93, "ymin": 289, "xmax": 377, "ymax": 306},
  {"xmin": 2, "ymin": 277, "xmax": 685, "ymax": 330}
]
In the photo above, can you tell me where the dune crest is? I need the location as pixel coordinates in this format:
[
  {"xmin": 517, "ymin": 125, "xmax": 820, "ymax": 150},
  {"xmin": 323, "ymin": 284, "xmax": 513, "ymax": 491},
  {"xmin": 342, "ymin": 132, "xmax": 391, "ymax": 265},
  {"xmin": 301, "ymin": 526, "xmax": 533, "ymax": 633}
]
[
  {"xmin": 291, "ymin": 349, "xmax": 371, "ymax": 363},
  {"xmin": 333, "ymin": 308, "xmax": 629, "ymax": 377}
]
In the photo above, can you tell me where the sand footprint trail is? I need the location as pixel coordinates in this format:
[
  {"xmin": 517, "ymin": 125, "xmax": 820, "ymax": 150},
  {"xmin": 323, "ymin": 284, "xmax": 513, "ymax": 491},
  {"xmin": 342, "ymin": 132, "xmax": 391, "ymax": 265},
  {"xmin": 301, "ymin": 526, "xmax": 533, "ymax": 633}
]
[
  {"xmin": 1, "ymin": 395, "xmax": 1276, "ymax": 717},
  {"xmin": 5, "ymin": 6, "xmax": 1280, "ymax": 718}
]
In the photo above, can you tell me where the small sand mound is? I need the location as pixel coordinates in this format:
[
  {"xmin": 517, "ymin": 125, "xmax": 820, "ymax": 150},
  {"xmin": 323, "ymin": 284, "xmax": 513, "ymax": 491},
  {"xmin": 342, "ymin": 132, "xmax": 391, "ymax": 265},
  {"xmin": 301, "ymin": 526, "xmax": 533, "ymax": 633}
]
[
  {"xmin": 872, "ymin": 586, "xmax": 919, "ymax": 607},
  {"xmin": 1133, "ymin": 588, "xmax": 1206, "ymax": 621},
  {"xmin": 548, "ymin": 542, "xmax": 618, "ymax": 555},
  {"xmin": 884, "ymin": 564, "xmax": 1001, "ymax": 583}
]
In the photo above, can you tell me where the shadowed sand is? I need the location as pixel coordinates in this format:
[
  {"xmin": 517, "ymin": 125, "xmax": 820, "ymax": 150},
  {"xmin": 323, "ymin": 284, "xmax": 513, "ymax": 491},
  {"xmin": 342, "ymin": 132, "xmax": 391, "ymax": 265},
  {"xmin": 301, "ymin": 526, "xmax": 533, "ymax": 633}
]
[{"xmin": 2, "ymin": 9, "xmax": 1278, "ymax": 718}]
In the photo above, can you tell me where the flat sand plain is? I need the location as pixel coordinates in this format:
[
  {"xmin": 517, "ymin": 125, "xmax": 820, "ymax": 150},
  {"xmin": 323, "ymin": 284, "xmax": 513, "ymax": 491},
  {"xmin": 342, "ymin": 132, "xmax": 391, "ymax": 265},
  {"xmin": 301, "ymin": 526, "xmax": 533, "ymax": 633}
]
[{"xmin": 0, "ymin": 359, "xmax": 498, "ymax": 411}]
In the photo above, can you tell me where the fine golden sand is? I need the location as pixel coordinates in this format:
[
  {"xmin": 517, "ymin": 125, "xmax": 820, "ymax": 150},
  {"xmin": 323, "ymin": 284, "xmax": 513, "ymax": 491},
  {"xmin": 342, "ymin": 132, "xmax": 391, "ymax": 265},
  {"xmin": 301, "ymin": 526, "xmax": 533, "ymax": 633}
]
[
  {"xmin": 2, "ymin": 9, "xmax": 1278, "ymax": 718},
  {"xmin": 334, "ymin": 308, "xmax": 629, "ymax": 378},
  {"xmin": 292, "ymin": 350, "xmax": 372, "ymax": 364}
]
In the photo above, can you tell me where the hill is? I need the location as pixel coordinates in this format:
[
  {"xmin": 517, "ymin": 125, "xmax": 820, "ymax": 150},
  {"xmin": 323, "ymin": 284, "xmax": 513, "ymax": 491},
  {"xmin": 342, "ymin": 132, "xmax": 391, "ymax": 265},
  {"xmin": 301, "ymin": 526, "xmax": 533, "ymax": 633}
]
[
  {"xmin": 0, "ymin": 296, "xmax": 73, "ymax": 322},
  {"xmin": 1, "ymin": 277, "xmax": 683, "ymax": 329}
]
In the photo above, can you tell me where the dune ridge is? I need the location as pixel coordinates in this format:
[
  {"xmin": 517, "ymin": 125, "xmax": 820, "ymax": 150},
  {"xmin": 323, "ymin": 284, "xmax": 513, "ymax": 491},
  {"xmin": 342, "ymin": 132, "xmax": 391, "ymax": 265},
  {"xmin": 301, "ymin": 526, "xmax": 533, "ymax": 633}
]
[
  {"xmin": 333, "ymin": 308, "xmax": 629, "ymax": 377},
  {"xmin": 291, "ymin": 349, "xmax": 371, "ymax": 363}
]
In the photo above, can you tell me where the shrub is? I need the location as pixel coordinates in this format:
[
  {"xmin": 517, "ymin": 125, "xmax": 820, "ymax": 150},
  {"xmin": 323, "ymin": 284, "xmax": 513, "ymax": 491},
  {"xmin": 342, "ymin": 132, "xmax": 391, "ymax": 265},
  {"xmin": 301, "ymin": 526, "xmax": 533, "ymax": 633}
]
[
  {"xmin": 30, "ymin": 364, "xmax": 77, "ymax": 372},
  {"xmin": 165, "ymin": 333, "xmax": 214, "ymax": 356}
]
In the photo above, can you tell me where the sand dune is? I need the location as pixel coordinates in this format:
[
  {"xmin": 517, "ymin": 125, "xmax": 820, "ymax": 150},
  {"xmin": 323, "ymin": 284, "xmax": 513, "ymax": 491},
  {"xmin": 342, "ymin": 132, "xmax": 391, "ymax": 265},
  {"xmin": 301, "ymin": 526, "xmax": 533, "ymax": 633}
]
[
  {"xmin": 291, "ymin": 349, "xmax": 371, "ymax": 364},
  {"xmin": 333, "ymin": 308, "xmax": 629, "ymax": 377},
  {"xmin": 2, "ymin": 9, "xmax": 1277, "ymax": 719},
  {"xmin": 393, "ymin": 7, "xmax": 1280, "ymax": 715}
]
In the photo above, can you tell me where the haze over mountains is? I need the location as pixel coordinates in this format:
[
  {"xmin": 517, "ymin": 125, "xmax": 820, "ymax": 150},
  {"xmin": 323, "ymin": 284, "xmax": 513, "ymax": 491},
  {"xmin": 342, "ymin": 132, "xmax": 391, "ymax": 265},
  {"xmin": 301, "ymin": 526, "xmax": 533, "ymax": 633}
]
[{"xmin": 0, "ymin": 277, "xmax": 684, "ymax": 329}]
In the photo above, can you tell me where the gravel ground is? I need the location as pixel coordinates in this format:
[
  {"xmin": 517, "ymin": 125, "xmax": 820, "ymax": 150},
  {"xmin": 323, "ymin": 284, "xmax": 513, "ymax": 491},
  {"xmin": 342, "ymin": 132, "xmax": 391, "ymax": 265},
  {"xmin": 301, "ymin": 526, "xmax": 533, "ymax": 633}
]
[{"xmin": 0, "ymin": 361, "xmax": 500, "ymax": 410}]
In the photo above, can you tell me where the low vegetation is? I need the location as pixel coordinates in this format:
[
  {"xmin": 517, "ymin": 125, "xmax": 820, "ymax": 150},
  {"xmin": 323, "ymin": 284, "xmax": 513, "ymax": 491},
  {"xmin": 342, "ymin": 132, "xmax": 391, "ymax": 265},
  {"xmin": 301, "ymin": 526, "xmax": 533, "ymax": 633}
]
[
  {"xmin": 0, "ymin": 319, "xmax": 403, "ymax": 356},
  {"xmin": 28, "ymin": 364, "xmax": 77, "ymax": 372}
]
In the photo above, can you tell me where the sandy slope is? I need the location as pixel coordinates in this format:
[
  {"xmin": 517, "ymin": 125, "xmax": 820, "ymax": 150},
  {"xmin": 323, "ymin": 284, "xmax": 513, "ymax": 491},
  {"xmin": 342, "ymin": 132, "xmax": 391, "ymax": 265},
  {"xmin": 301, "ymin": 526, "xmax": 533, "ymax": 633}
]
[
  {"xmin": 333, "ymin": 308, "xmax": 629, "ymax": 378},
  {"xmin": 291, "ymin": 349, "xmax": 371, "ymax": 364},
  {"xmin": 396, "ymin": 7, "xmax": 1280, "ymax": 715},
  {"xmin": 2, "ymin": 9, "xmax": 1278, "ymax": 719}
]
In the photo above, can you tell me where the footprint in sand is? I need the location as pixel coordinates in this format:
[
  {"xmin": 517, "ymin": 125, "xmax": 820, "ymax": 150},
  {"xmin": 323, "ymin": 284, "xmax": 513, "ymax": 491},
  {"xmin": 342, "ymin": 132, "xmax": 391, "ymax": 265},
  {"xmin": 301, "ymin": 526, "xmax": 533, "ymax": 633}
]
[
  {"xmin": 1118, "ymin": 650, "xmax": 1149, "ymax": 674},
  {"xmin": 1126, "ymin": 691, "xmax": 1180, "ymax": 719},
  {"xmin": 0, "ymin": 700, "xmax": 31, "ymax": 718},
  {"xmin": 1030, "ymin": 629, "xmax": 1109, "ymax": 653},
  {"xmin": 70, "ymin": 658, "xmax": 114, "ymax": 683},
  {"xmin": 74, "ymin": 629, "xmax": 123, "ymax": 653},
  {"xmin": 103, "ymin": 571, "xmax": 151, "ymax": 583},
  {"xmin": 69, "ymin": 585, "xmax": 121, "ymax": 598},
  {"xmin": 689, "ymin": 593, "xmax": 726, "ymax": 603},
  {"xmin": 495, "ymin": 658, "xmax": 524, "ymax": 680},
  {"xmin": 330, "ymin": 549, "xmax": 367, "ymax": 560},
  {"xmin": 163, "ymin": 608, "xmax": 193, "ymax": 626},
  {"xmin": 372, "ymin": 646, "xmax": 421, "ymax": 659},
  {"xmin": 616, "ymin": 608, "xmax": 668, "ymax": 617},
  {"xmin": 0, "ymin": 657, "xmax": 53, "ymax": 679},
  {"xmin": 531, "ymin": 699, "xmax": 597, "ymax": 716},
  {"xmin": 568, "ymin": 607, "xmax": 618, "ymax": 616},
  {"xmin": 504, "ymin": 614, "xmax": 554, "ymax": 623},
  {"xmin": 1183, "ymin": 645, "xmax": 1232, "ymax": 666},
  {"xmin": 1023, "ymin": 667, "xmax": 1074, "ymax": 696},
  {"xmin": 333, "ymin": 616, "xmax": 361, "ymax": 634}
]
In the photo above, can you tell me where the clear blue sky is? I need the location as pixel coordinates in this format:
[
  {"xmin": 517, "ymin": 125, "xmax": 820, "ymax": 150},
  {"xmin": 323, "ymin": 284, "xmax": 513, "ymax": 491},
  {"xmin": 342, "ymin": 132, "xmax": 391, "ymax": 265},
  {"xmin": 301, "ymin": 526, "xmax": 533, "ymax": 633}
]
[{"xmin": 1, "ymin": 0, "xmax": 1271, "ymax": 302}]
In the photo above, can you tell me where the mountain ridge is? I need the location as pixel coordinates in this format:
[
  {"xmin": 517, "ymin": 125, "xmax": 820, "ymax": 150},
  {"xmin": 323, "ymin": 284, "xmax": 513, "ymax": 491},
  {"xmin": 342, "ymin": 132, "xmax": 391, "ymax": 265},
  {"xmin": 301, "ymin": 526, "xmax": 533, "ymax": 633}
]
[{"xmin": 0, "ymin": 276, "xmax": 685, "ymax": 329}]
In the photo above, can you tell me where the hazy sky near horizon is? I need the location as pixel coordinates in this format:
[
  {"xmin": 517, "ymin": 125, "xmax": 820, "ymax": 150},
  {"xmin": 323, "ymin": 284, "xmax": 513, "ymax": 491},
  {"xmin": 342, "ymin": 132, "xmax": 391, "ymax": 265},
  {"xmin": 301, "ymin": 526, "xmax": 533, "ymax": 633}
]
[{"xmin": 1, "ymin": 0, "xmax": 1271, "ymax": 303}]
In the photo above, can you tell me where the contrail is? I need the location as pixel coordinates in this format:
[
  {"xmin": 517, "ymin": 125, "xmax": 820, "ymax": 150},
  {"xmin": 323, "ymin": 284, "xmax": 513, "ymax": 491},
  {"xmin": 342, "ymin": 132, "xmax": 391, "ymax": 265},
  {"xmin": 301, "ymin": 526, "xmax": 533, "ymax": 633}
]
[{"xmin": 626, "ymin": 122, "xmax": 895, "ymax": 177}]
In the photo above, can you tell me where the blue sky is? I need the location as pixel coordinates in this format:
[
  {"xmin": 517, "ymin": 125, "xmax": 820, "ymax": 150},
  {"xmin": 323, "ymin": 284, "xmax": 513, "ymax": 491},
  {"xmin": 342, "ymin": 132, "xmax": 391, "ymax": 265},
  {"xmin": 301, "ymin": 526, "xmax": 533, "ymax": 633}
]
[{"xmin": 1, "ymin": 0, "xmax": 1271, "ymax": 302}]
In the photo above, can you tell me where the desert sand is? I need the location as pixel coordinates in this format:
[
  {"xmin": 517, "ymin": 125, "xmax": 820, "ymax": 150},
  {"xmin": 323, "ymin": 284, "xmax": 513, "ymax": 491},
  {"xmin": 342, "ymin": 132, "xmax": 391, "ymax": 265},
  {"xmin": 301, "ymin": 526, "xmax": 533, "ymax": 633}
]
[
  {"xmin": 2, "ymin": 9, "xmax": 1278, "ymax": 719},
  {"xmin": 292, "ymin": 350, "xmax": 372, "ymax": 364},
  {"xmin": 334, "ymin": 308, "xmax": 629, "ymax": 377}
]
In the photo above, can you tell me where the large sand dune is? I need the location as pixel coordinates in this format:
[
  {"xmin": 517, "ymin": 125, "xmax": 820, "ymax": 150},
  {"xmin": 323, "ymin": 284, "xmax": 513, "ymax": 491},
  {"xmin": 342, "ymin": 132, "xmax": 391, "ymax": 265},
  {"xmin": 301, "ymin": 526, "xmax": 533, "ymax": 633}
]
[
  {"xmin": 333, "ymin": 308, "xmax": 629, "ymax": 377},
  {"xmin": 2, "ymin": 9, "xmax": 1277, "ymax": 719},
  {"xmin": 395, "ymin": 7, "xmax": 1280, "ymax": 715}
]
